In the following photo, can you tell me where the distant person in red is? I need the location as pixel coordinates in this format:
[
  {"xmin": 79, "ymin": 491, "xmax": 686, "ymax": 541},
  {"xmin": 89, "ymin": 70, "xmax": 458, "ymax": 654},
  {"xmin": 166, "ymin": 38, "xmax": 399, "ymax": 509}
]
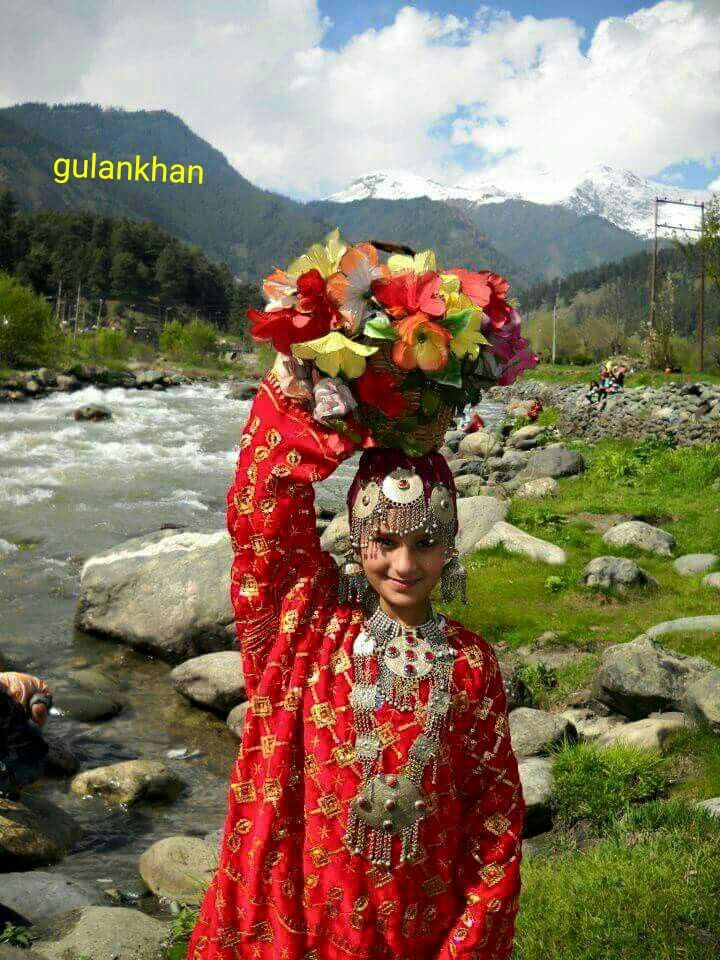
[
  {"xmin": 527, "ymin": 400, "xmax": 543, "ymax": 422},
  {"xmin": 463, "ymin": 411, "xmax": 485, "ymax": 433}
]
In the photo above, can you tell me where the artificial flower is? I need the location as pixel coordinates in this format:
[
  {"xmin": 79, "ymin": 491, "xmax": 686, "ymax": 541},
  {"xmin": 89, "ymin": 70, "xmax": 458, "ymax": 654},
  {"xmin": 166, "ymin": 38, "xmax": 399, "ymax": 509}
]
[
  {"xmin": 272, "ymin": 352, "xmax": 314, "ymax": 402},
  {"xmin": 371, "ymin": 271, "xmax": 445, "ymax": 320},
  {"xmin": 248, "ymin": 307, "xmax": 331, "ymax": 355},
  {"xmin": 353, "ymin": 366, "xmax": 407, "ymax": 418},
  {"xmin": 392, "ymin": 313, "xmax": 452, "ymax": 372},
  {"xmin": 326, "ymin": 244, "xmax": 389, "ymax": 334},
  {"xmin": 450, "ymin": 269, "xmax": 513, "ymax": 328},
  {"xmin": 312, "ymin": 377, "xmax": 358, "ymax": 424},
  {"xmin": 387, "ymin": 249, "xmax": 437, "ymax": 274},
  {"xmin": 295, "ymin": 269, "xmax": 342, "ymax": 329},
  {"xmin": 482, "ymin": 308, "xmax": 539, "ymax": 384},
  {"xmin": 288, "ymin": 228, "xmax": 347, "ymax": 278},
  {"xmin": 441, "ymin": 291, "xmax": 488, "ymax": 361},
  {"xmin": 263, "ymin": 269, "xmax": 297, "ymax": 308},
  {"xmin": 291, "ymin": 331, "xmax": 378, "ymax": 379}
]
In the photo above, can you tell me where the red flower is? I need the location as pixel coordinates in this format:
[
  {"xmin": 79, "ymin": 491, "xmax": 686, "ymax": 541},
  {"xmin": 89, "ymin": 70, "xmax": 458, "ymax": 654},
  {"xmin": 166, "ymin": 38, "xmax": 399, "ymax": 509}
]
[
  {"xmin": 451, "ymin": 269, "xmax": 511, "ymax": 329},
  {"xmin": 371, "ymin": 271, "xmax": 445, "ymax": 320},
  {"xmin": 353, "ymin": 366, "xmax": 408, "ymax": 418},
  {"xmin": 247, "ymin": 305, "xmax": 330, "ymax": 354},
  {"xmin": 296, "ymin": 269, "xmax": 343, "ymax": 330}
]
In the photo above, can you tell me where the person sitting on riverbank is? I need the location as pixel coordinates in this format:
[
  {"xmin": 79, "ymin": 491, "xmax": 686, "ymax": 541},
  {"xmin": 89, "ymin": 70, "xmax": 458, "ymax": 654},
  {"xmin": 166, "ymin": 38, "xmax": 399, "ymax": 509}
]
[{"xmin": 0, "ymin": 671, "xmax": 52, "ymax": 800}]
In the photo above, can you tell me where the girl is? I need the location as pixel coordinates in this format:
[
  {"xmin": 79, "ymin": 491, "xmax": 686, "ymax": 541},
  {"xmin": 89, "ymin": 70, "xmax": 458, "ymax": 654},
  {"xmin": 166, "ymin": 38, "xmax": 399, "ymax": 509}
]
[{"xmin": 186, "ymin": 365, "xmax": 525, "ymax": 960}]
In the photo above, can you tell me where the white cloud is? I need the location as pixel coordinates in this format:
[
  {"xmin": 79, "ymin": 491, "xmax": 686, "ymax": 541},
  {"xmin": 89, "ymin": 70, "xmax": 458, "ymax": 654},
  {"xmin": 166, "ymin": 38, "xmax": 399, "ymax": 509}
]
[{"xmin": 1, "ymin": 1, "xmax": 719, "ymax": 200}]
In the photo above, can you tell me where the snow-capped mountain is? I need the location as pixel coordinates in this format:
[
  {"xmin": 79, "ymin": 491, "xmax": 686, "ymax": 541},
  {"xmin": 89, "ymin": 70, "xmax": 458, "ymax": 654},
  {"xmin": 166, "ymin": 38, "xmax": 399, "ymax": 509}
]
[
  {"xmin": 564, "ymin": 165, "xmax": 707, "ymax": 238},
  {"xmin": 327, "ymin": 169, "xmax": 517, "ymax": 205},
  {"xmin": 327, "ymin": 165, "xmax": 708, "ymax": 239}
]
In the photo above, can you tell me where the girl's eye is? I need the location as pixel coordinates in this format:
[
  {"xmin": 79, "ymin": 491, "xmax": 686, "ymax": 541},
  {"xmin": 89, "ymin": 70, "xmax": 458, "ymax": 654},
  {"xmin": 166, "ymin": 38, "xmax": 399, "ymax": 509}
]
[{"xmin": 374, "ymin": 536, "xmax": 394, "ymax": 547}]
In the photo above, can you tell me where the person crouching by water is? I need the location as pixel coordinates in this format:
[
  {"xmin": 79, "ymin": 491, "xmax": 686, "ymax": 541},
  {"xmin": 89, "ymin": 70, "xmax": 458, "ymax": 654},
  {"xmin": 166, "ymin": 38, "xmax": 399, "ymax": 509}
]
[{"xmin": 0, "ymin": 672, "xmax": 53, "ymax": 800}]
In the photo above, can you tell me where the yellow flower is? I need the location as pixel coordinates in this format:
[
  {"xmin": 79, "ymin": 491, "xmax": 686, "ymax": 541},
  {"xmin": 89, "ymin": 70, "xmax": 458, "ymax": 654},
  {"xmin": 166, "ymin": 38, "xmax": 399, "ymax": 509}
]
[
  {"xmin": 387, "ymin": 249, "xmax": 437, "ymax": 274},
  {"xmin": 288, "ymin": 228, "xmax": 347, "ymax": 278},
  {"xmin": 444, "ymin": 292, "xmax": 489, "ymax": 361},
  {"xmin": 291, "ymin": 332, "xmax": 378, "ymax": 379},
  {"xmin": 439, "ymin": 273, "xmax": 461, "ymax": 298}
]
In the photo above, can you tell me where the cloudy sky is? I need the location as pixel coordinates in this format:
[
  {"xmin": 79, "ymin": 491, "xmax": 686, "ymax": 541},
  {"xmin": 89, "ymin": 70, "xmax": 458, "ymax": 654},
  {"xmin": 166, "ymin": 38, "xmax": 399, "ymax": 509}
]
[{"xmin": 1, "ymin": 0, "xmax": 719, "ymax": 201}]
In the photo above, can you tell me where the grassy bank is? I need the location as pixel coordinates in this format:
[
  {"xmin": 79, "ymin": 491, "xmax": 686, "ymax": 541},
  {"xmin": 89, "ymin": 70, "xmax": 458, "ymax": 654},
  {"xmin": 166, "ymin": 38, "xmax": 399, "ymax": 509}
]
[{"xmin": 527, "ymin": 362, "xmax": 720, "ymax": 387}]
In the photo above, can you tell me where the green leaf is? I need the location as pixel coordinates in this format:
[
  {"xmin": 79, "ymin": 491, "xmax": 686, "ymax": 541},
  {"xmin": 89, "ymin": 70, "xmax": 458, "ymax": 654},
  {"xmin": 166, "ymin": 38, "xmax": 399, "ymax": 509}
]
[
  {"xmin": 439, "ymin": 308, "xmax": 472, "ymax": 336},
  {"xmin": 363, "ymin": 314, "xmax": 398, "ymax": 340},
  {"xmin": 420, "ymin": 388, "xmax": 441, "ymax": 416},
  {"xmin": 425, "ymin": 354, "xmax": 462, "ymax": 388}
]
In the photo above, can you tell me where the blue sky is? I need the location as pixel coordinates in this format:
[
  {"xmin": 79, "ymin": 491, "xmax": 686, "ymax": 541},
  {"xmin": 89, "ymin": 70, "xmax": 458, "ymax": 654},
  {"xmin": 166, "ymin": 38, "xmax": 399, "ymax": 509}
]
[{"xmin": 319, "ymin": 1, "xmax": 647, "ymax": 50}]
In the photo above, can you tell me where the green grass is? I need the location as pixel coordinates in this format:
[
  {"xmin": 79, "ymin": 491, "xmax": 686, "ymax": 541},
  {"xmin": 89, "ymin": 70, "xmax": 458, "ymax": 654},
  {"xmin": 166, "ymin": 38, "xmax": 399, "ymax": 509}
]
[
  {"xmin": 516, "ymin": 801, "xmax": 720, "ymax": 960},
  {"xmin": 440, "ymin": 439, "xmax": 720, "ymax": 657},
  {"xmin": 527, "ymin": 362, "xmax": 720, "ymax": 387},
  {"xmin": 550, "ymin": 741, "xmax": 669, "ymax": 830},
  {"xmin": 664, "ymin": 721, "xmax": 720, "ymax": 802}
]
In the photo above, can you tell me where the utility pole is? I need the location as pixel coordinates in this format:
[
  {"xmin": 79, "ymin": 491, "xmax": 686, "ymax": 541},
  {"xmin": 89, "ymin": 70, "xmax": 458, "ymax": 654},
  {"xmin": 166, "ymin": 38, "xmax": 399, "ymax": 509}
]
[
  {"xmin": 649, "ymin": 198, "xmax": 659, "ymax": 331},
  {"xmin": 96, "ymin": 298, "xmax": 103, "ymax": 327},
  {"xmin": 652, "ymin": 197, "xmax": 706, "ymax": 372},
  {"xmin": 551, "ymin": 288, "xmax": 558, "ymax": 365},
  {"xmin": 54, "ymin": 279, "xmax": 62, "ymax": 323}
]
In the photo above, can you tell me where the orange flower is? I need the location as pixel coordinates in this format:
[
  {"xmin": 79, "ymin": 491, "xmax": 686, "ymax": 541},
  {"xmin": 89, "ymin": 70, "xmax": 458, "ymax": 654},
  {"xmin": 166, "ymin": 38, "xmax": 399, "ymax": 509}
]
[
  {"xmin": 391, "ymin": 313, "xmax": 451, "ymax": 372},
  {"xmin": 326, "ymin": 244, "xmax": 389, "ymax": 334}
]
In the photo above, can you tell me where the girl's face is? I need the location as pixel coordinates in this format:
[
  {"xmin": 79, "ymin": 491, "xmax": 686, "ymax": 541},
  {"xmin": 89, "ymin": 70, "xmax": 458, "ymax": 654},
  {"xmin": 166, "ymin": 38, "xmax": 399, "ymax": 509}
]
[{"xmin": 361, "ymin": 518, "xmax": 447, "ymax": 623}]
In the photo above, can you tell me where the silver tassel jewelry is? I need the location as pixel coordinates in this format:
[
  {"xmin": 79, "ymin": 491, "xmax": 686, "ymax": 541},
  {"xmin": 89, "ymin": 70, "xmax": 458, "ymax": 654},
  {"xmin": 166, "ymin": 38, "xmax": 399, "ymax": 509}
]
[
  {"xmin": 338, "ymin": 551, "xmax": 372, "ymax": 605},
  {"xmin": 440, "ymin": 550, "xmax": 468, "ymax": 604}
]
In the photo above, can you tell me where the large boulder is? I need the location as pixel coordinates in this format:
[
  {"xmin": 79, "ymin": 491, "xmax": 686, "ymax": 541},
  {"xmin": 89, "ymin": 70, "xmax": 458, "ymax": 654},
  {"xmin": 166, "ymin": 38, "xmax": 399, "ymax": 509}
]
[
  {"xmin": 171, "ymin": 651, "xmax": 246, "ymax": 714},
  {"xmin": 602, "ymin": 520, "xmax": 675, "ymax": 557},
  {"xmin": 453, "ymin": 475, "xmax": 487, "ymax": 499},
  {"xmin": 506, "ymin": 425, "xmax": 546, "ymax": 450},
  {"xmin": 75, "ymin": 529, "xmax": 235, "ymax": 663},
  {"xmin": 475, "ymin": 522, "xmax": 566, "ymax": 565},
  {"xmin": 0, "ymin": 794, "xmax": 81, "ymax": 870},
  {"xmin": 684, "ymin": 670, "xmax": 720, "ymax": 731},
  {"xmin": 227, "ymin": 700, "xmax": 250, "ymax": 738},
  {"xmin": 513, "ymin": 477, "xmax": 558, "ymax": 500},
  {"xmin": 580, "ymin": 556, "xmax": 657, "ymax": 592},
  {"xmin": 703, "ymin": 572, "xmax": 720, "ymax": 589},
  {"xmin": 71, "ymin": 761, "xmax": 184, "ymax": 806},
  {"xmin": 595, "ymin": 712, "xmax": 689, "ymax": 751},
  {"xmin": 320, "ymin": 514, "xmax": 351, "ymax": 557},
  {"xmin": 518, "ymin": 757, "xmax": 554, "ymax": 835},
  {"xmin": 31, "ymin": 906, "xmax": 168, "ymax": 960},
  {"xmin": 227, "ymin": 380, "xmax": 258, "ymax": 401},
  {"xmin": 509, "ymin": 708, "xmax": 577, "ymax": 757},
  {"xmin": 559, "ymin": 707, "xmax": 628, "ymax": 741},
  {"xmin": 138, "ymin": 836, "xmax": 217, "ymax": 905},
  {"xmin": 523, "ymin": 444, "xmax": 585, "ymax": 478},
  {"xmin": 74, "ymin": 404, "xmax": 112, "ymax": 422},
  {"xmin": 646, "ymin": 615, "xmax": 720, "ymax": 639},
  {"xmin": 455, "ymin": 497, "xmax": 510, "ymax": 556},
  {"xmin": 592, "ymin": 635, "xmax": 714, "ymax": 720},
  {"xmin": 0, "ymin": 871, "xmax": 109, "ymax": 925}
]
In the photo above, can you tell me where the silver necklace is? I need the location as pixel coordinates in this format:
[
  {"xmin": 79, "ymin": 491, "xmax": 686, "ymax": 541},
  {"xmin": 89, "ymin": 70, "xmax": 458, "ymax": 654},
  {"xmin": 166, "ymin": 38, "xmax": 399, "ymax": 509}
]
[{"xmin": 345, "ymin": 606, "xmax": 457, "ymax": 871}]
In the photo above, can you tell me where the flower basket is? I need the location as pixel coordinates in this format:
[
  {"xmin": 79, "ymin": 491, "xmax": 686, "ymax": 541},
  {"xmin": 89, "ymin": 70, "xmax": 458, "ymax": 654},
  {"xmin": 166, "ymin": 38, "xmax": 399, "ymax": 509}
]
[{"xmin": 247, "ymin": 230, "xmax": 538, "ymax": 455}]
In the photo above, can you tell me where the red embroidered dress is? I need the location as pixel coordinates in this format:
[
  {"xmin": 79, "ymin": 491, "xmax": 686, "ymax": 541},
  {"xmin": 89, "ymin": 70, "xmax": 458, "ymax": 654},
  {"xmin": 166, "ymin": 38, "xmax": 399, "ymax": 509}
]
[{"xmin": 187, "ymin": 372, "xmax": 525, "ymax": 960}]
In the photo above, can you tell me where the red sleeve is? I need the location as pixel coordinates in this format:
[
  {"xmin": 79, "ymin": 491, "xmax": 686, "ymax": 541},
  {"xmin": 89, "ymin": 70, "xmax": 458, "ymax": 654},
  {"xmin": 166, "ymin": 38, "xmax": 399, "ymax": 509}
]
[
  {"xmin": 227, "ymin": 371, "xmax": 359, "ymax": 699},
  {"xmin": 436, "ymin": 646, "xmax": 525, "ymax": 959}
]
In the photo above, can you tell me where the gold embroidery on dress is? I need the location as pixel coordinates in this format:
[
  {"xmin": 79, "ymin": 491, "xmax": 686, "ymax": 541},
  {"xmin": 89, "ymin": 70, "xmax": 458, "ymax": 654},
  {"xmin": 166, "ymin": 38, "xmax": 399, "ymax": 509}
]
[
  {"xmin": 330, "ymin": 647, "xmax": 351, "ymax": 675},
  {"xmin": 250, "ymin": 534, "xmax": 269, "ymax": 556},
  {"xmin": 485, "ymin": 812, "xmax": 511, "ymax": 835},
  {"xmin": 259, "ymin": 496, "xmax": 277, "ymax": 514},
  {"xmin": 232, "ymin": 780, "xmax": 256, "ymax": 803},
  {"xmin": 310, "ymin": 701, "xmax": 336, "ymax": 728},
  {"xmin": 286, "ymin": 449, "xmax": 301, "ymax": 466},
  {"xmin": 251, "ymin": 695, "xmax": 272, "ymax": 717},
  {"xmin": 239, "ymin": 572, "xmax": 259, "ymax": 598}
]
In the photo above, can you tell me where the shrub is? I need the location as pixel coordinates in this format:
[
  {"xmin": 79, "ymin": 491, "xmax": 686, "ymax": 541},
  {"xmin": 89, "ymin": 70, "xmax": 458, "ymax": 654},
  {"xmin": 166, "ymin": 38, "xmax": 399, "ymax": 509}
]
[
  {"xmin": 159, "ymin": 318, "xmax": 217, "ymax": 363},
  {"xmin": 550, "ymin": 741, "xmax": 669, "ymax": 830},
  {"xmin": 0, "ymin": 272, "xmax": 60, "ymax": 366}
]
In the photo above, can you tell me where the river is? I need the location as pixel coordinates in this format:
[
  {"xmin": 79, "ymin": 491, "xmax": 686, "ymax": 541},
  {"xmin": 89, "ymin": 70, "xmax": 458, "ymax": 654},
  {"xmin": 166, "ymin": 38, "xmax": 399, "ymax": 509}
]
[{"xmin": 0, "ymin": 380, "xmax": 504, "ymax": 911}]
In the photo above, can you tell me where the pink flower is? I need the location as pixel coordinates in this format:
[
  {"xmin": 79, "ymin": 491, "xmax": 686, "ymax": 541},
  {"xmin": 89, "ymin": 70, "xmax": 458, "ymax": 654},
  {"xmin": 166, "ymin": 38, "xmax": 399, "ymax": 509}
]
[
  {"xmin": 482, "ymin": 308, "xmax": 539, "ymax": 385},
  {"xmin": 312, "ymin": 377, "xmax": 358, "ymax": 424}
]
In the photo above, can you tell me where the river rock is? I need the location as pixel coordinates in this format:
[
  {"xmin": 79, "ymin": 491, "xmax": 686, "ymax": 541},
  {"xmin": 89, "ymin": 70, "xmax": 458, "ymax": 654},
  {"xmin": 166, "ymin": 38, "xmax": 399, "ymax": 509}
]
[
  {"xmin": 0, "ymin": 871, "xmax": 109, "ymax": 925},
  {"xmin": 138, "ymin": 836, "xmax": 217, "ymax": 905},
  {"xmin": 684, "ymin": 670, "xmax": 720, "ymax": 731},
  {"xmin": 55, "ymin": 374, "xmax": 80, "ymax": 391},
  {"xmin": 443, "ymin": 430, "xmax": 464, "ymax": 451},
  {"xmin": 227, "ymin": 380, "xmax": 258, "ymax": 400},
  {"xmin": 450, "ymin": 457, "xmax": 485, "ymax": 478},
  {"xmin": 595, "ymin": 712, "xmax": 689, "ymax": 751},
  {"xmin": 509, "ymin": 708, "xmax": 577, "ymax": 757},
  {"xmin": 43, "ymin": 732, "xmax": 81, "ymax": 776},
  {"xmin": 455, "ymin": 497, "xmax": 510, "ymax": 555},
  {"xmin": 74, "ymin": 404, "xmax": 112, "ymax": 422},
  {"xmin": 71, "ymin": 761, "xmax": 184, "ymax": 806},
  {"xmin": 697, "ymin": 798, "xmax": 720, "ymax": 818},
  {"xmin": 592, "ymin": 634, "xmax": 713, "ymax": 720},
  {"xmin": 518, "ymin": 757, "xmax": 554, "ymax": 835},
  {"xmin": 458, "ymin": 431, "xmax": 502, "ymax": 458},
  {"xmin": 703, "ymin": 572, "xmax": 720, "ymax": 589},
  {"xmin": 75, "ymin": 529, "xmax": 235, "ymax": 663},
  {"xmin": 227, "ymin": 700, "xmax": 250, "ymax": 738},
  {"xmin": 171, "ymin": 651, "xmax": 246, "ymax": 714},
  {"xmin": 523, "ymin": 444, "xmax": 585, "ymax": 478},
  {"xmin": 506, "ymin": 425, "xmax": 546, "ymax": 450},
  {"xmin": 0, "ymin": 947, "xmax": 48, "ymax": 960},
  {"xmin": 513, "ymin": 477, "xmax": 558, "ymax": 500},
  {"xmin": 559, "ymin": 707, "xmax": 628, "ymax": 741},
  {"xmin": 475, "ymin": 521, "xmax": 566, "ymax": 565},
  {"xmin": 135, "ymin": 369, "xmax": 166, "ymax": 389},
  {"xmin": 673, "ymin": 553, "xmax": 718, "ymax": 576},
  {"xmin": 453, "ymin": 475, "xmax": 486, "ymax": 498},
  {"xmin": 0, "ymin": 794, "xmax": 81, "ymax": 869},
  {"xmin": 52, "ymin": 690, "xmax": 123, "ymax": 723},
  {"xmin": 646, "ymin": 615, "xmax": 720, "ymax": 638},
  {"xmin": 31, "ymin": 906, "xmax": 168, "ymax": 960},
  {"xmin": 580, "ymin": 556, "xmax": 657, "ymax": 591},
  {"xmin": 602, "ymin": 520, "xmax": 675, "ymax": 556}
]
